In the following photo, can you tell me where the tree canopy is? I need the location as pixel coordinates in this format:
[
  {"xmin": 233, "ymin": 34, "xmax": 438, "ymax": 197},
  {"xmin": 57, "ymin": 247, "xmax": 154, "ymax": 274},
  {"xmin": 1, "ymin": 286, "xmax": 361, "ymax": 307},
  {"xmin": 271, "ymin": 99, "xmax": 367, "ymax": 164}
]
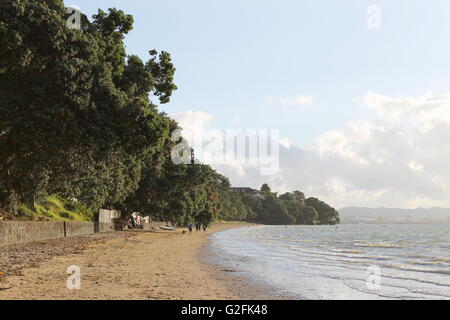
[
  {"xmin": 241, "ymin": 185, "xmax": 340, "ymax": 225},
  {"xmin": 0, "ymin": 1, "xmax": 340, "ymax": 227},
  {"xmin": 0, "ymin": 0, "xmax": 174, "ymax": 212}
]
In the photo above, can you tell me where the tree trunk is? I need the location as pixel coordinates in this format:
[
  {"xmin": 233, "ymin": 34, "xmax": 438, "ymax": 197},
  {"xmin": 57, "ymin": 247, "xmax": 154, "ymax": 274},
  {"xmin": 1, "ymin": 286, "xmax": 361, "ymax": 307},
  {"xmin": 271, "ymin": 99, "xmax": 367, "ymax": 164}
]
[{"xmin": 8, "ymin": 190, "xmax": 18, "ymax": 215}]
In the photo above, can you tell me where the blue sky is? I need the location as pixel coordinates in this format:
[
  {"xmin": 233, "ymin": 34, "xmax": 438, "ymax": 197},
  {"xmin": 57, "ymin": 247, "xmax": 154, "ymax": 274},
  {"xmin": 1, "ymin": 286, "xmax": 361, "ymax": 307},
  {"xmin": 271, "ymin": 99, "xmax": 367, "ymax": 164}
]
[
  {"xmin": 70, "ymin": 0, "xmax": 450, "ymax": 146},
  {"xmin": 67, "ymin": 1, "xmax": 450, "ymax": 208}
]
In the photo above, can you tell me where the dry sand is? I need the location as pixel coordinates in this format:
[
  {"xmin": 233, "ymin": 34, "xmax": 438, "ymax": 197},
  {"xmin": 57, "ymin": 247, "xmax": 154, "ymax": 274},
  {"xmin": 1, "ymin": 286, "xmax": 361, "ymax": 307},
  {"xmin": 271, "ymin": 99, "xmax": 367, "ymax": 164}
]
[{"xmin": 0, "ymin": 223, "xmax": 281, "ymax": 300}]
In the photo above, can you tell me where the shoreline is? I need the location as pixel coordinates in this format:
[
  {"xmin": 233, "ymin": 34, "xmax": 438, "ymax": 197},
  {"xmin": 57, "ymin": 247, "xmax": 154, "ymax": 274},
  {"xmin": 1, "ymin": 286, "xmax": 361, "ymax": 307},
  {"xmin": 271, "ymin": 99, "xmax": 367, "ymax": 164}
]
[
  {"xmin": 200, "ymin": 225, "xmax": 297, "ymax": 300},
  {"xmin": 0, "ymin": 223, "xmax": 282, "ymax": 300}
]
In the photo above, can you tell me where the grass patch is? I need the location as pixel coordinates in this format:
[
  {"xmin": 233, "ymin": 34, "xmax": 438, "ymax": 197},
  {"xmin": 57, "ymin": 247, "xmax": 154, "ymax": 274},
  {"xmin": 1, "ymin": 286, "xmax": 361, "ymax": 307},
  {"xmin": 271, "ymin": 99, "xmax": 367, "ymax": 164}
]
[{"xmin": 17, "ymin": 195, "xmax": 94, "ymax": 222}]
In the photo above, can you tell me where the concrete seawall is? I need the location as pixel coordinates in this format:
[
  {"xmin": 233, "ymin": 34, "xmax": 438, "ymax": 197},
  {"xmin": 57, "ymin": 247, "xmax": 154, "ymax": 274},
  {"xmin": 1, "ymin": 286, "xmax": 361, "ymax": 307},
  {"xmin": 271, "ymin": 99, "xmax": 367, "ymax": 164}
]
[
  {"xmin": 0, "ymin": 221, "xmax": 168, "ymax": 246},
  {"xmin": 0, "ymin": 221, "xmax": 146, "ymax": 246},
  {"xmin": 64, "ymin": 222, "xmax": 115, "ymax": 237},
  {"xmin": 0, "ymin": 221, "xmax": 65, "ymax": 245}
]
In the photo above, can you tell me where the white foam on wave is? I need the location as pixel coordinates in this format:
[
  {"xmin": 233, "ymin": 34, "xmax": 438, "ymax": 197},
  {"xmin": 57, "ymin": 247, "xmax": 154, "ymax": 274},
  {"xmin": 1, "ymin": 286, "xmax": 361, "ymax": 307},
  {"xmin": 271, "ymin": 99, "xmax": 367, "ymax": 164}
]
[{"xmin": 209, "ymin": 224, "xmax": 450, "ymax": 300}]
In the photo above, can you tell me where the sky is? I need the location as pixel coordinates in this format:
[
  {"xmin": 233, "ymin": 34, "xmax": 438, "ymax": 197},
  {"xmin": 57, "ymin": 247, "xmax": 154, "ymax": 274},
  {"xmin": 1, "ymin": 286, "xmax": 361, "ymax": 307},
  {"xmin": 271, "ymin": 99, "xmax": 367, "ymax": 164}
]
[{"xmin": 69, "ymin": 0, "xmax": 450, "ymax": 209}]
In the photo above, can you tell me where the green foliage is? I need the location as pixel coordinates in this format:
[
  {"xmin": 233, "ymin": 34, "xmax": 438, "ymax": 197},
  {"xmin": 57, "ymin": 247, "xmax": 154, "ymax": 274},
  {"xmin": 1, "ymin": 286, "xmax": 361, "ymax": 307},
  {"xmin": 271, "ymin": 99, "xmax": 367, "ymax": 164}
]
[
  {"xmin": 217, "ymin": 191, "xmax": 250, "ymax": 222},
  {"xmin": 297, "ymin": 206, "xmax": 320, "ymax": 225},
  {"xmin": 0, "ymin": 1, "xmax": 175, "ymax": 211},
  {"xmin": 18, "ymin": 195, "xmax": 94, "ymax": 222},
  {"xmin": 260, "ymin": 195, "xmax": 295, "ymax": 225},
  {"xmin": 242, "ymin": 185, "xmax": 340, "ymax": 225},
  {"xmin": 0, "ymin": 2, "xmax": 339, "ymax": 228},
  {"xmin": 260, "ymin": 183, "xmax": 272, "ymax": 196},
  {"xmin": 305, "ymin": 197, "xmax": 341, "ymax": 225}
]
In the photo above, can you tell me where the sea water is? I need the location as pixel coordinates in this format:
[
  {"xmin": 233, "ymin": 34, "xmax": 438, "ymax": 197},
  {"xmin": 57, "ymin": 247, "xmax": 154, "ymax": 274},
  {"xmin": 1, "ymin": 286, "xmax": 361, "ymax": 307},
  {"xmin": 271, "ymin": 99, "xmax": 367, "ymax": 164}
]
[{"xmin": 208, "ymin": 224, "xmax": 450, "ymax": 300}]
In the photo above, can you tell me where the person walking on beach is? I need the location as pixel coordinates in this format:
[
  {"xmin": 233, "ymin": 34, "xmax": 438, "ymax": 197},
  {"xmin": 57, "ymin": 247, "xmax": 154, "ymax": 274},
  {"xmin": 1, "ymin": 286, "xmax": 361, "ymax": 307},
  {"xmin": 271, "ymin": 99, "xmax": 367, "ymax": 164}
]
[{"xmin": 188, "ymin": 223, "xmax": 194, "ymax": 235}]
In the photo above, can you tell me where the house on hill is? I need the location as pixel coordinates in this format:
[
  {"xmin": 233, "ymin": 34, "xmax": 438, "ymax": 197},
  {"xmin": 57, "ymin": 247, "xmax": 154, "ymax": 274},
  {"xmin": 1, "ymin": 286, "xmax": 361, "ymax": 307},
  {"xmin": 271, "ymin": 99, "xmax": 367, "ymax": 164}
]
[{"xmin": 230, "ymin": 187, "xmax": 261, "ymax": 197}]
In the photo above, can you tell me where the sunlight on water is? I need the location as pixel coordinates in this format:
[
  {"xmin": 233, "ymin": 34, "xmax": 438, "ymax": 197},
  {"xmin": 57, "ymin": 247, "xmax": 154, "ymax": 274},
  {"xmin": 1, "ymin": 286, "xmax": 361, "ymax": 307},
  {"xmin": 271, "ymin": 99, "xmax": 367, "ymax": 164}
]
[{"xmin": 209, "ymin": 224, "xmax": 450, "ymax": 300}]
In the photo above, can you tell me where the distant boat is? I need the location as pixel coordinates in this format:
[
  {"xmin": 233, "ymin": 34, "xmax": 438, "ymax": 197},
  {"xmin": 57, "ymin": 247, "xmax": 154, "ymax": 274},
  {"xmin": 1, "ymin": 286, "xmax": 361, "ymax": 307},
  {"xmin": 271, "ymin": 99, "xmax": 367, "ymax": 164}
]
[{"xmin": 159, "ymin": 225, "xmax": 176, "ymax": 231}]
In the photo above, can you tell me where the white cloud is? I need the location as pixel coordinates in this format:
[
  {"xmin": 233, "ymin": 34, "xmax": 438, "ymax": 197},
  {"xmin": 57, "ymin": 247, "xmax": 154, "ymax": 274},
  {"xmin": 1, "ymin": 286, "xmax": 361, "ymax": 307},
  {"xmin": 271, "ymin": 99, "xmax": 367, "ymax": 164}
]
[
  {"xmin": 279, "ymin": 138, "xmax": 291, "ymax": 149},
  {"xmin": 275, "ymin": 92, "xmax": 450, "ymax": 208},
  {"xmin": 279, "ymin": 94, "xmax": 314, "ymax": 108},
  {"xmin": 172, "ymin": 93, "xmax": 450, "ymax": 209},
  {"xmin": 362, "ymin": 92, "xmax": 450, "ymax": 132},
  {"xmin": 172, "ymin": 110, "xmax": 213, "ymax": 142},
  {"xmin": 408, "ymin": 160, "xmax": 424, "ymax": 172},
  {"xmin": 67, "ymin": 5, "xmax": 81, "ymax": 10},
  {"xmin": 325, "ymin": 178, "xmax": 347, "ymax": 194}
]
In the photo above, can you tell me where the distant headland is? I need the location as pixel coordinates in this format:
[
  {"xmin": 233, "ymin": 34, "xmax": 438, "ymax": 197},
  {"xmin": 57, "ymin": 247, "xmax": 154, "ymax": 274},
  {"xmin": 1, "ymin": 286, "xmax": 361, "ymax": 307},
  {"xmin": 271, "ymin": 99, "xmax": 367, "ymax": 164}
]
[{"xmin": 339, "ymin": 207, "xmax": 450, "ymax": 224}]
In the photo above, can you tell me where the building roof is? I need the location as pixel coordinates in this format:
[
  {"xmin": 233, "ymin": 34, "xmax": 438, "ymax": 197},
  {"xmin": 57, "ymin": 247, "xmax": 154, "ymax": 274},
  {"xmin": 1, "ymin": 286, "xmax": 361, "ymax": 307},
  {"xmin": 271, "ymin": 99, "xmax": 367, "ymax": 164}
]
[{"xmin": 230, "ymin": 187, "xmax": 260, "ymax": 194}]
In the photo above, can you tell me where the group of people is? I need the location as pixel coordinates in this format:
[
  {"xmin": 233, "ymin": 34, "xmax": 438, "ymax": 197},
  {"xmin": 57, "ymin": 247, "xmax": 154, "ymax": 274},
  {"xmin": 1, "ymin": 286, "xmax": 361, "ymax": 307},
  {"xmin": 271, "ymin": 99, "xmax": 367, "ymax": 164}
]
[
  {"xmin": 187, "ymin": 223, "xmax": 207, "ymax": 235},
  {"xmin": 128, "ymin": 212, "xmax": 144, "ymax": 229}
]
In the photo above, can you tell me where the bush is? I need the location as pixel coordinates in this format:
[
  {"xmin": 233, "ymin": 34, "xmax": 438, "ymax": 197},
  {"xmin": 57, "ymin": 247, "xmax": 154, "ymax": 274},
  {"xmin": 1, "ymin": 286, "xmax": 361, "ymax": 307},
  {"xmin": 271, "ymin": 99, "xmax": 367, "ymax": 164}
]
[{"xmin": 17, "ymin": 195, "xmax": 94, "ymax": 222}]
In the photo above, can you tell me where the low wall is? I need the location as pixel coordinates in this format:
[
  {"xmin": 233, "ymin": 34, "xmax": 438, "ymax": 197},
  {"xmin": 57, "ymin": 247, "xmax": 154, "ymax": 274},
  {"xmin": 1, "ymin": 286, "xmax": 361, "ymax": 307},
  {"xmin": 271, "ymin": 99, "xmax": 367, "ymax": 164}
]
[
  {"xmin": 0, "ymin": 215, "xmax": 172, "ymax": 246},
  {"xmin": 65, "ymin": 222, "xmax": 116, "ymax": 236},
  {"xmin": 0, "ymin": 220, "xmax": 165, "ymax": 246},
  {"xmin": 0, "ymin": 221, "xmax": 65, "ymax": 246},
  {"xmin": 98, "ymin": 222, "xmax": 115, "ymax": 233},
  {"xmin": 0, "ymin": 221, "xmax": 118, "ymax": 246},
  {"xmin": 65, "ymin": 221, "xmax": 96, "ymax": 236}
]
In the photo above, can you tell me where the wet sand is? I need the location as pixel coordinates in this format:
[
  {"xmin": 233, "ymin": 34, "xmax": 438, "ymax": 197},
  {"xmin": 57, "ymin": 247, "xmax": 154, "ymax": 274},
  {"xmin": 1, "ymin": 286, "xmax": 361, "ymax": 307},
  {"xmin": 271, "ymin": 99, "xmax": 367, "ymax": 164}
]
[{"xmin": 0, "ymin": 223, "xmax": 279, "ymax": 300}]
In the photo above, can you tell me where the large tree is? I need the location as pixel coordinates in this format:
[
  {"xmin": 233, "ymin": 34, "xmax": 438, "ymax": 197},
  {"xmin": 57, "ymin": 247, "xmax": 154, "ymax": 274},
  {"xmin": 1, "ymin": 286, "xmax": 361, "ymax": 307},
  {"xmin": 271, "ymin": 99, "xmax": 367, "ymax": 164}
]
[
  {"xmin": 244, "ymin": 184, "xmax": 339, "ymax": 225},
  {"xmin": 305, "ymin": 198, "xmax": 340, "ymax": 225},
  {"xmin": 0, "ymin": 1, "xmax": 176, "ymax": 211}
]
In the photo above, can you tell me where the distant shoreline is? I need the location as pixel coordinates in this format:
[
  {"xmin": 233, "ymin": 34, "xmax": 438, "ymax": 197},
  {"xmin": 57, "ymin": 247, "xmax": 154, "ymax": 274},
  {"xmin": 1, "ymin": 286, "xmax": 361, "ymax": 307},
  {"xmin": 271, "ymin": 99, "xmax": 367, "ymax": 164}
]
[{"xmin": 339, "ymin": 207, "xmax": 450, "ymax": 224}]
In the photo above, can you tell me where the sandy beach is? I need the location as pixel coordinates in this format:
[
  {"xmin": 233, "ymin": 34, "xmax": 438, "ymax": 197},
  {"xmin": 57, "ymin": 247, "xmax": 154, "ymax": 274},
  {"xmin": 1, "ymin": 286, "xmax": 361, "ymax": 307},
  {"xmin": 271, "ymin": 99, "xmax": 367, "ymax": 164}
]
[{"xmin": 0, "ymin": 223, "xmax": 279, "ymax": 300}]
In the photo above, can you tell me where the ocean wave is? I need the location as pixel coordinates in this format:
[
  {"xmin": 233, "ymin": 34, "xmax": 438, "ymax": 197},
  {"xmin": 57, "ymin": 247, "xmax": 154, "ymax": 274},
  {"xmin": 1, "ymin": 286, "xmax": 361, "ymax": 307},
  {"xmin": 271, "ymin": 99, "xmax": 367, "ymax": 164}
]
[
  {"xmin": 397, "ymin": 253, "xmax": 428, "ymax": 259},
  {"xmin": 381, "ymin": 263, "xmax": 450, "ymax": 276},
  {"xmin": 353, "ymin": 243, "xmax": 407, "ymax": 249},
  {"xmin": 288, "ymin": 246, "xmax": 393, "ymax": 261},
  {"xmin": 211, "ymin": 225, "xmax": 450, "ymax": 299},
  {"xmin": 329, "ymin": 248, "xmax": 366, "ymax": 254},
  {"xmin": 432, "ymin": 257, "xmax": 450, "ymax": 264},
  {"xmin": 408, "ymin": 260, "xmax": 449, "ymax": 267},
  {"xmin": 376, "ymin": 272, "xmax": 450, "ymax": 288}
]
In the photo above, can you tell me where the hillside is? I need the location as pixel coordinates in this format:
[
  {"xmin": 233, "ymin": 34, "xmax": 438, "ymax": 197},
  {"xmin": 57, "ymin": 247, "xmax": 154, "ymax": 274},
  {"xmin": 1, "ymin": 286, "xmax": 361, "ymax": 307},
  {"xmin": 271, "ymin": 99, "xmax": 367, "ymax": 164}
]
[{"xmin": 339, "ymin": 207, "xmax": 450, "ymax": 224}]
